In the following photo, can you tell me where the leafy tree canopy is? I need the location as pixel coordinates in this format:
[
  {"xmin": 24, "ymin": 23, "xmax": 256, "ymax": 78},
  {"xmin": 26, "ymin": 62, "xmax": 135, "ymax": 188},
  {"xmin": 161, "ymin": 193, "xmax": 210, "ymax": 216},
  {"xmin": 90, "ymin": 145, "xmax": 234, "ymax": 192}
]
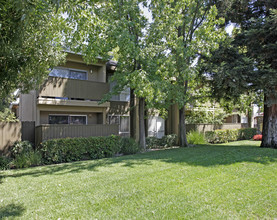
[{"xmin": 0, "ymin": 0, "xmax": 68, "ymax": 98}]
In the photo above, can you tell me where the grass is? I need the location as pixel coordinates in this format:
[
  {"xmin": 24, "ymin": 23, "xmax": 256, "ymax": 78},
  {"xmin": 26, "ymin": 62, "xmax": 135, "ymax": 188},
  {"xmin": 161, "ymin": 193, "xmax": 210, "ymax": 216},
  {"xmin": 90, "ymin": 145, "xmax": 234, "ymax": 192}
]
[{"xmin": 0, "ymin": 140, "xmax": 276, "ymax": 219}]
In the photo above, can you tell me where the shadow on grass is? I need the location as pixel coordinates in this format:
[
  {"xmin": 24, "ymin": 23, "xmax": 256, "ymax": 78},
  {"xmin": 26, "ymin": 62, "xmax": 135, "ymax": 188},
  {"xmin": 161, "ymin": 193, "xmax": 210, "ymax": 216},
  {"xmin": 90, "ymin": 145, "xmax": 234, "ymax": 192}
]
[
  {"xmin": 0, "ymin": 141, "xmax": 276, "ymax": 181},
  {"xmin": 0, "ymin": 203, "xmax": 25, "ymax": 218}
]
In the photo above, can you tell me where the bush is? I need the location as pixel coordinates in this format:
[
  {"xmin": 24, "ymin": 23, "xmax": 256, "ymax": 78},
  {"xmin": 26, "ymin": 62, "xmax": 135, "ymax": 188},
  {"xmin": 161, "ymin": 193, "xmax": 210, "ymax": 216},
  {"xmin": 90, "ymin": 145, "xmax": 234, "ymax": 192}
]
[
  {"xmin": 187, "ymin": 131, "xmax": 206, "ymax": 145},
  {"xmin": 11, "ymin": 141, "xmax": 33, "ymax": 158},
  {"xmin": 39, "ymin": 135, "xmax": 121, "ymax": 164},
  {"xmin": 8, "ymin": 141, "xmax": 42, "ymax": 169},
  {"xmin": 205, "ymin": 128, "xmax": 258, "ymax": 143},
  {"xmin": 0, "ymin": 156, "xmax": 10, "ymax": 170},
  {"xmin": 239, "ymin": 128, "xmax": 257, "ymax": 140},
  {"xmin": 146, "ymin": 134, "xmax": 177, "ymax": 149},
  {"xmin": 119, "ymin": 138, "xmax": 139, "ymax": 155},
  {"xmin": 146, "ymin": 137, "xmax": 160, "ymax": 149},
  {"xmin": 160, "ymin": 134, "xmax": 177, "ymax": 147}
]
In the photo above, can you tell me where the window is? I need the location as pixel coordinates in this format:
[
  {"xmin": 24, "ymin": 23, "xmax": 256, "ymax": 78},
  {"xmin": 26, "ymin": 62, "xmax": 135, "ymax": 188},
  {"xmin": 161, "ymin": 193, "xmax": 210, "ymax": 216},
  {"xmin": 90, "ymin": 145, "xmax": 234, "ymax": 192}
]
[
  {"xmin": 49, "ymin": 115, "xmax": 68, "ymax": 124},
  {"xmin": 49, "ymin": 68, "xmax": 87, "ymax": 80},
  {"xmin": 49, "ymin": 115, "xmax": 87, "ymax": 125},
  {"xmin": 108, "ymin": 115, "xmax": 130, "ymax": 136},
  {"xmin": 109, "ymin": 79, "xmax": 130, "ymax": 102}
]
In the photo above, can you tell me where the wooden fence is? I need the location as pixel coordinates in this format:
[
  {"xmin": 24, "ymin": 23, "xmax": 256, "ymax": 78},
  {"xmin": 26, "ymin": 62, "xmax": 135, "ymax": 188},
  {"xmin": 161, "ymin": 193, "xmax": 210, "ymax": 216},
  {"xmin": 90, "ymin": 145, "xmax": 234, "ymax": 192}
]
[
  {"xmin": 0, "ymin": 121, "xmax": 35, "ymax": 155},
  {"xmin": 35, "ymin": 124, "xmax": 119, "ymax": 145}
]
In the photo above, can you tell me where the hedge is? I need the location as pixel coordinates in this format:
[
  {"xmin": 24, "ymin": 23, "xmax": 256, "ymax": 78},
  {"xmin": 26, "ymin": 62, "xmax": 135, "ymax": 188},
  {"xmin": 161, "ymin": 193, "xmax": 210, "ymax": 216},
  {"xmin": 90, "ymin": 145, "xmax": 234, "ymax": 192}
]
[
  {"xmin": 38, "ymin": 135, "xmax": 122, "ymax": 164},
  {"xmin": 205, "ymin": 128, "xmax": 257, "ymax": 143},
  {"xmin": 146, "ymin": 134, "xmax": 177, "ymax": 149}
]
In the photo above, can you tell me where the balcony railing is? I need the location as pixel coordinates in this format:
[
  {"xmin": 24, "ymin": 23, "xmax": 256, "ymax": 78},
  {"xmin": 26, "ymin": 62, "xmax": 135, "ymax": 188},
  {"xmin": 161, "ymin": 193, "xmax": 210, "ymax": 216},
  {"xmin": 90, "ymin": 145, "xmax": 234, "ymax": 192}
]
[
  {"xmin": 38, "ymin": 77, "xmax": 109, "ymax": 100},
  {"xmin": 35, "ymin": 124, "xmax": 119, "ymax": 145}
]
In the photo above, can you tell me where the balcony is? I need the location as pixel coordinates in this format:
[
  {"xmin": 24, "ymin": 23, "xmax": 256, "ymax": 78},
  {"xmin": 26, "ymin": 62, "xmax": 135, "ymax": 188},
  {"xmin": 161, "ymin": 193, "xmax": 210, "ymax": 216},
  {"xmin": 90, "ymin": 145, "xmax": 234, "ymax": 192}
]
[
  {"xmin": 38, "ymin": 77, "xmax": 109, "ymax": 101},
  {"xmin": 35, "ymin": 124, "xmax": 119, "ymax": 145}
]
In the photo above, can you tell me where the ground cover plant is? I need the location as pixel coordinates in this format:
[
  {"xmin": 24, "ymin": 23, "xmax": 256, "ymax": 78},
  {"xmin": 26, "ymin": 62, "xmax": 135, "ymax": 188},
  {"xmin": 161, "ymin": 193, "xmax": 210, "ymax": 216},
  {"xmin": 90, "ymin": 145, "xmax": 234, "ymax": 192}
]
[{"xmin": 0, "ymin": 141, "xmax": 276, "ymax": 219}]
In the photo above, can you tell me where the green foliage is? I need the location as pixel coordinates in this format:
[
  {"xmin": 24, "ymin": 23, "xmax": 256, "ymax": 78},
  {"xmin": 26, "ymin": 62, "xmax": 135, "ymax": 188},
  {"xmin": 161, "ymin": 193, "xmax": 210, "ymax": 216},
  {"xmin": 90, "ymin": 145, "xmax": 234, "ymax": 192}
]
[
  {"xmin": 239, "ymin": 128, "xmax": 258, "ymax": 140},
  {"xmin": 11, "ymin": 141, "xmax": 33, "ymax": 158},
  {"xmin": 119, "ymin": 138, "xmax": 139, "ymax": 155},
  {"xmin": 11, "ymin": 151, "xmax": 42, "ymax": 169},
  {"xmin": 186, "ymin": 106, "xmax": 228, "ymax": 124},
  {"xmin": 0, "ymin": 95, "xmax": 18, "ymax": 122},
  {"xmin": 1, "ymin": 141, "xmax": 277, "ymax": 219},
  {"xmin": 0, "ymin": 108, "xmax": 17, "ymax": 122},
  {"xmin": 0, "ymin": 0, "xmax": 67, "ymax": 98},
  {"xmin": 160, "ymin": 134, "xmax": 177, "ymax": 147},
  {"xmin": 9, "ymin": 141, "xmax": 42, "ymax": 169},
  {"xmin": 146, "ymin": 137, "xmax": 161, "ymax": 149},
  {"xmin": 205, "ymin": 128, "xmax": 257, "ymax": 143},
  {"xmin": 39, "ymin": 135, "xmax": 121, "ymax": 164},
  {"xmin": 0, "ymin": 156, "xmax": 10, "ymax": 170},
  {"xmin": 200, "ymin": 1, "xmax": 277, "ymax": 148},
  {"xmin": 146, "ymin": 135, "xmax": 178, "ymax": 149},
  {"xmin": 187, "ymin": 131, "xmax": 207, "ymax": 145}
]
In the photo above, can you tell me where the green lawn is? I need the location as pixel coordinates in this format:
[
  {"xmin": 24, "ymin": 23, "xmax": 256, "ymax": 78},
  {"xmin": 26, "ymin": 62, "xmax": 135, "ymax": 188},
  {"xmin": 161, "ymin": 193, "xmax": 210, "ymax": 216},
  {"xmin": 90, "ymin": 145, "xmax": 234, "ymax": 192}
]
[{"xmin": 0, "ymin": 141, "xmax": 276, "ymax": 219}]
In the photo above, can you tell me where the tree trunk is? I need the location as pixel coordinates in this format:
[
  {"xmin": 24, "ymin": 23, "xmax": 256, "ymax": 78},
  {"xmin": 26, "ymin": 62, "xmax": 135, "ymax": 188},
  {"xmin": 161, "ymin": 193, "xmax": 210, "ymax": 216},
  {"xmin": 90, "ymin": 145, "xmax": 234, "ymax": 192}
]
[
  {"xmin": 139, "ymin": 97, "xmax": 146, "ymax": 151},
  {"xmin": 247, "ymin": 108, "xmax": 252, "ymax": 128},
  {"xmin": 261, "ymin": 94, "xmax": 277, "ymax": 149},
  {"xmin": 179, "ymin": 106, "xmax": 188, "ymax": 147},
  {"xmin": 144, "ymin": 106, "xmax": 148, "ymax": 138},
  {"xmin": 130, "ymin": 89, "xmax": 136, "ymax": 139}
]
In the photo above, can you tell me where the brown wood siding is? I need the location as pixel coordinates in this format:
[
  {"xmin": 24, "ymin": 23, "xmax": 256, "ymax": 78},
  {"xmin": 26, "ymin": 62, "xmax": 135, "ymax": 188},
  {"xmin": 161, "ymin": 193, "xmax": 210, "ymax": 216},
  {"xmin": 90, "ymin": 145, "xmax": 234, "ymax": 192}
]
[
  {"xmin": 35, "ymin": 124, "xmax": 119, "ymax": 145},
  {"xmin": 39, "ymin": 77, "xmax": 109, "ymax": 100}
]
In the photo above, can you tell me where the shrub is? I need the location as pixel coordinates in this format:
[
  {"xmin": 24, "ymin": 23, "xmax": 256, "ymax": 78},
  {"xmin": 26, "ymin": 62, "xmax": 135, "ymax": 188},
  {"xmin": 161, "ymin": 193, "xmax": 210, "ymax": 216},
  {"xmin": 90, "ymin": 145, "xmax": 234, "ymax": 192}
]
[
  {"xmin": 29, "ymin": 151, "xmax": 42, "ymax": 166},
  {"xmin": 146, "ymin": 137, "xmax": 160, "ymax": 149},
  {"xmin": 11, "ymin": 141, "xmax": 33, "ymax": 158},
  {"xmin": 239, "ymin": 128, "xmax": 257, "ymax": 140},
  {"xmin": 0, "ymin": 156, "xmax": 10, "ymax": 170},
  {"xmin": 187, "ymin": 131, "xmax": 206, "ymax": 145},
  {"xmin": 146, "ymin": 134, "xmax": 177, "ymax": 149},
  {"xmin": 205, "ymin": 131, "xmax": 216, "ymax": 143},
  {"xmin": 119, "ymin": 138, "xmax": 139, "ymax": 155},
  {"xmin": 39, "ymin": 135, "xmax": 121, "ymax": 164},
  {"xmin": 12, "ymin": 154, "xmax": 30, "ymax": 169},
  {"xmin": 10, "ymin": 151, "xmax": 42, "ymax": 169},
  {"xmin": 205, "ymin": 128, "xmax": 258, "ymax": 143},
  {"xmin": 160, "ymin": 134, "xmax": 177, "ymax": 147},
  {"xmin": 8, "ymin": 141, "xmax": 42, "ymax": 169}
]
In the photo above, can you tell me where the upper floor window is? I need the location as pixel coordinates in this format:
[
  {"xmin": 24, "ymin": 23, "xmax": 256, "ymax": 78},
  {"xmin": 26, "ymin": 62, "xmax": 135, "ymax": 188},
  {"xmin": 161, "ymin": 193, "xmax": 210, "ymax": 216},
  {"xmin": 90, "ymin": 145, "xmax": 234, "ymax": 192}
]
[
  {"xmin": 109, "ymin": 81, "xmax": 130, "ymax": 102},
  {"xmin": 49, "ymin": 67, "xmax": 87, "ymax": 80}
]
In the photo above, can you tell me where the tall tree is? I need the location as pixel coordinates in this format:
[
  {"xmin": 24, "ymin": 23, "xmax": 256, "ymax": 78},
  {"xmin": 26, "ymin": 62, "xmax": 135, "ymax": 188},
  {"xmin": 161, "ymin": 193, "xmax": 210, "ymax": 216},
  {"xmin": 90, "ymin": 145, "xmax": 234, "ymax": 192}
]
[
  {"xmin": 202, "ymin": 0, "xmax": 277, "ymax": 148},
  {"xmin": 149, "ymin": 0, "xmax": 225, "ymax": 147},
  {"xmin": 76, "ymin": 0, "xmax": 151, "ymax": 150},
  {"xmin": 0, "ymin": 0, "xmax": 67, "ymax": 98}
]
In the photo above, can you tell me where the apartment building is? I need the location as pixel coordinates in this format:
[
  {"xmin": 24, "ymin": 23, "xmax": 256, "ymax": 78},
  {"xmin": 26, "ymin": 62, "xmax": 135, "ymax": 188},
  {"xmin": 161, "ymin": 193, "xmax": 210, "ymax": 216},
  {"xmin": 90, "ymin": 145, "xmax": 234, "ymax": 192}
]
[{"xmin": 18, "ymin": 52, "xmax": 164, "ymax": 143}]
